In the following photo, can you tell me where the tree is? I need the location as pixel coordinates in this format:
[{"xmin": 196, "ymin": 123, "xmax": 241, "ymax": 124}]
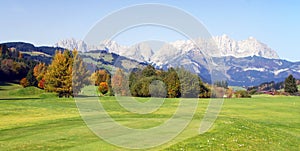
[
  {"xmin": 226, "ymin": 88, "xmax": 234, "ymax": 98},
  {"xmin": 129, "ymin": 68, "xmax": 142, "ymax": 88},
  {"xmin": 38, "ymin": 78, "xmax": 45, "ymax": 89},
  {"xmin": 44, "ymin": 50, "xmax": 73, "ymax": 97},
  {"xmin": 142, "ymin": 65, "xmax": 156, "ymax": 77},
  {"xmin": 91, "ymin": 69, "xmax": 110, "ymax": 86},
  {"xmin": 199, "ymin": 83, "xmax": 211, "ymax": 98},
  {"xmin": 26, "ymin": 69, "xmax": 37, "ymax": 86},
  {"xmin": 20, "ymin": 78, "xmax": 29, "ymax": 88},
  {"xmin": 163, "ymin": 68, "xmax": 181, "ymax": 98},
  {"xmin": 72, "ymin": 50, "xmax": 90, "ymax": 95},
  {"xmin": 284, "ymin": 74, "xmax": 298, "ymax": 94},
  {"xmin": 235, "ymin": 90, "xmax": 251, "ymax": 98},
  {"xmin": 111, "ymin": 68, "xmax": 128, "ymax": 96},
  {"xmin": 149, "ymin": 80, "xmax": 166, "ymax": 98},
  {"xmin": 33, "ymin": 63, "xmax": 47, "ymax": 82},
  {"xmin": 214, "ymin": 80, "xmax": 228, "ymax": 89},
  {"xmin": 177, "ymin": 67, "xmax": 200, "ymax": 98},
  {"xmin": 130, "ymin": 77, "xmax": 154, "ymax": 97},
  {"xmin": 0, "ymin": 59, "xmax": 28, "ymax": 81},
  {"xmin": 98, "ymin": 82, "xmax": 109, "ymax": 94},
  {"xmin": 33, "ymin": 63, "xmax": 47, "ymax": 89}
]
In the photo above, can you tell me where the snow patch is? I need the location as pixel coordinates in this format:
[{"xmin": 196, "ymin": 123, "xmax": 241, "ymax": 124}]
[
  {"xmin": 273, "ymin": 68, "xmax": 289, "ymax": 76},
  {"xmin": 243, "ymin": 68, "xmax": 265, "ymax": 72},
  {"xmin": 273, "ymin": 60, "xmax": 283, "ymax": 66}
]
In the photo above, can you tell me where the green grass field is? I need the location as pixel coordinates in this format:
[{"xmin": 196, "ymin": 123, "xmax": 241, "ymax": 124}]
[{"xmin": 0, "ymin": 83, "xmax": 299, "ymax": 150}]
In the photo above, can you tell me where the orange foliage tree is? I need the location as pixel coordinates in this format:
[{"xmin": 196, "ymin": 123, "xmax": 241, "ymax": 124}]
[
  {"xmin": 33, "ymin": 63, "xmax": 47, "ymax": 89},
  {"xmin": 90, "ymin": 70, "xmax": 110, "ymax": 86},
  {"xmin": 98, "ymin": 82, "xmax": 109, "ymax": 94}
]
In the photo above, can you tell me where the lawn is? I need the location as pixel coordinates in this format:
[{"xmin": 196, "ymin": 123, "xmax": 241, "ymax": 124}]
[{"xmin": 0, "ymin": 84, "xmax": 299, "ymax": 150}]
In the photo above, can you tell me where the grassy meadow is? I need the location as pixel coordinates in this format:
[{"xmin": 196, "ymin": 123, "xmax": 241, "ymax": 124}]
[{"xmin": 0, "ymin": 83, "xmax": 299, "ymax": 150}]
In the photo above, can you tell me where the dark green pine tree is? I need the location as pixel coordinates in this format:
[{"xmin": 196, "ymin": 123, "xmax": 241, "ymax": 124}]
[
  {"xmin": 284, "ymin": 74, "xmax": 298, "ymax": 94},
  {"xmin": 26, "ymin": 69, "xmax": 37, "ymax": 86}
]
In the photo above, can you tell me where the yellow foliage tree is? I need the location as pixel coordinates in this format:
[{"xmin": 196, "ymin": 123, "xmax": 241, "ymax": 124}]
[{"xmin": 44, "ymin": 50, "xmax": 73, "ymax": 97}]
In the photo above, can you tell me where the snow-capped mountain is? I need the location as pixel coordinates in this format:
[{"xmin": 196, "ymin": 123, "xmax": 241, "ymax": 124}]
[
  {"xmin": 124, "ymin": 42, "xmax": 154, "ymax": 62},
  {"xmin": 53, "ymin": 35, "xmax": 299, "ymax": 86},
  {"xmin": 212, "ymin": 34, "xmax": 279, "ymax": 59},
  {"xmin": 55, "ymin": 38, "xmax": 88, "ymax": 52},
  {"xmin": 55, "ymin": 35, "xmax": 279, "ymax": 61}
]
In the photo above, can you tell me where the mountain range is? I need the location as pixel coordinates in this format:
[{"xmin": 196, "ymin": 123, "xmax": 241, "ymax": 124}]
[
  {"xmin": 55, "ymin": 34, "xmax": 279, "ymax": 60},
  {"xmin": 2, "ymin": 35, "xmax": 299, "ymax": 86}
]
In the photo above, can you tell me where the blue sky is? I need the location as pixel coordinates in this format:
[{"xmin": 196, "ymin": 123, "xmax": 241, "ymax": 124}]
[{"xmin": 0, "ymin": 0, "xmax": 299, "ymax": 61}]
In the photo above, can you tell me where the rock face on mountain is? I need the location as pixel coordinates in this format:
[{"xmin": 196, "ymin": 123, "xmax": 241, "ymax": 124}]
[
  {"xmin": 212, "ymin": 34, "xmax": 279, "ymax": 59},
  {"xmin": 55, "ymin": 39, "xmax": 88, "ymax": 52}
]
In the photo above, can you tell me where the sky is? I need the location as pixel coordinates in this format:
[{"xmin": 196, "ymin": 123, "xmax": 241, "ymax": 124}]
[{"xmin": 0, "ymin": 0, "xmax": 299, "ymax": 61}]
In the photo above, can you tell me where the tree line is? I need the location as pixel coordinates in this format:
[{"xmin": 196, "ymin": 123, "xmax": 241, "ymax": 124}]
[
  {"xmin": 94, "ymin": 65, "xmax": 211, "ymax": 98},
  {"xmin": 20, "ymin": 49, "xmax": 90, "ymax": 97},
  {"xmin": 0, "ymin": 44, "xmax": 34, "ymax": 82}
]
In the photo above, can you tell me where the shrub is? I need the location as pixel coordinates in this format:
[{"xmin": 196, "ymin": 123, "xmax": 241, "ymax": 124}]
[
  {"xmin": 98, "ymin": 82, "xmax": 109, "ymax": 94},
  {"xmin": 235, "ymin": 90, "xmax": 251, "ymax": 98},
  {"xmin": 20, "ymin": 78, "xmax": 29, "ymax": 88},
  {"xmin": 226, "ymin": 88, "xmax": 234, "ymax": 98},
  {"xmin": 38, "ymin": 79, "xmax": 45, "ymax": 89}
]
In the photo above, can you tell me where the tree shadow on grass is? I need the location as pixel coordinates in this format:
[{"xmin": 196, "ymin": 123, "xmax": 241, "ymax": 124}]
[
  {"xmin": 0, "ymin": 97, "xmax": 41, "ymax": 101},
  {"xmin": 0, "ymin": 81, "xmax": 13, "ymax": 86}
]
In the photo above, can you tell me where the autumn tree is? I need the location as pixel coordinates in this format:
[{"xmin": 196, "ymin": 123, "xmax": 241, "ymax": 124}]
[
  {"xmin": 91, "ymin": 69, "xmax": 110, "ymax": 86},
  {"xmin": 20, "ymin": 78, "xmax": 29, "ymax": 88},
  {"xmin": 226, "ymin": 87, "xmax": 234, "ymax": 98},
  {"xmin": 163, "ymin": 68, "xmax": 180, "ymax": 98},
  {"xmin": 33, "ymin": 63, "xmax": 47, "ymax": 89},
  {"xmin": 33, "ymin": 63, "xmax": 47, "ymax": 81},
  {"xmin": 44, "ymin": 50, "xmax": 73, "ymax": 97},
  {"xmin": 72, "ymin": 50, "xmax": 90, "ymax": 95},
  {"xmin": 111, "ymin": 68, "xmax": 128, "ymax": 96},
  {"xmin": 0, "ymin": 59, "xmax": 28, "ymax": 81},
  {"xmin": 98, "ymin": 82, "xmax": 109, "ymax": 94},
  {"xmin": 38, "ymin": 79, "xmax": 45, "ymax": 89}
]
